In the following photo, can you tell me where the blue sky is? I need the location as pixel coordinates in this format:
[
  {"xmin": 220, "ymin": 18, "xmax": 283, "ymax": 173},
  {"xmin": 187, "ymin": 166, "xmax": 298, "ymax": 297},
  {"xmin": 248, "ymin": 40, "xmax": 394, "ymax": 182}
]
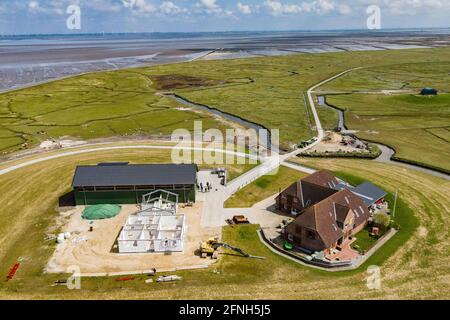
[{"xmin": 0, "ymin": 0, "xmax": 449, "ymax": 34}]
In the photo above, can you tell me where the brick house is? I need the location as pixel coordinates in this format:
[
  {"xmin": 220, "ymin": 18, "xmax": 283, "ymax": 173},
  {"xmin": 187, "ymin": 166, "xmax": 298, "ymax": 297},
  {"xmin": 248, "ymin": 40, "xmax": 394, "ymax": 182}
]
[
  {"xmin": 278, "ymin": 170, "xmax": 384, "ymax": 253},
  {"xmin": 284, "ymin": 188, "xmax": 370, "ymax": 253},
  {"xmin": 276, "ymin": 170, "xmax": 343, "ymax": 215}
]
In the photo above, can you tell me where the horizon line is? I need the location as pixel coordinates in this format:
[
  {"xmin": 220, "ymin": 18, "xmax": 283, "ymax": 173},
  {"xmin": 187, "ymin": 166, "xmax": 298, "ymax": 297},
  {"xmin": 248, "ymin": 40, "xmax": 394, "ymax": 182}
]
[{"xmin": 1, "ymin": 26, "xmax": 450, "ymax": 37}]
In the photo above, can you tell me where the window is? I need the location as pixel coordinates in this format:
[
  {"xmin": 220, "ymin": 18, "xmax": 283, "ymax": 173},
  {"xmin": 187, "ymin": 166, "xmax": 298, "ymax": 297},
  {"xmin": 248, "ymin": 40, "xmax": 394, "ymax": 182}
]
[
  {"xmin": 95, "ymin": 186, "xmax": 114, "ymax": 191},
  {"xmin": 306, "ymin": 230, "xmax": 315, "ymax": 240},
  {"xmin": 116, "ymin": 185, "xmax": 134, "ymax": 191},
  {"xmin": 136, "ymin": 185, "xmax": 155, "ymax": 190}
]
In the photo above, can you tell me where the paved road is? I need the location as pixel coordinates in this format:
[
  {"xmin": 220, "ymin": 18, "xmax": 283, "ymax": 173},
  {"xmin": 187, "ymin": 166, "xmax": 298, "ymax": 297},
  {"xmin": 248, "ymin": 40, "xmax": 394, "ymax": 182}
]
[
  {"xmin": 375, "ymin": 143, "xmax": 449, "ymax": 180},
  {"xmin": 224, "ymin": 69, "xmax": 361, "ymax": 194},
  {"xmin": 0, "ymin": 145, "xmax": 258, "ymax": 177},
  {"xmin": 197, "ymin": 69, "xmax": 361, "ymax": 226}
]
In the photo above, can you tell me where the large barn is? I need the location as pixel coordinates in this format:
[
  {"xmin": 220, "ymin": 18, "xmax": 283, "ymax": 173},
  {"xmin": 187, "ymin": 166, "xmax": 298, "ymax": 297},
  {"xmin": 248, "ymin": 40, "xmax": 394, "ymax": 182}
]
[{"xmin": 72, "ymin": 163, "xmax": 198, "ymax": 205}]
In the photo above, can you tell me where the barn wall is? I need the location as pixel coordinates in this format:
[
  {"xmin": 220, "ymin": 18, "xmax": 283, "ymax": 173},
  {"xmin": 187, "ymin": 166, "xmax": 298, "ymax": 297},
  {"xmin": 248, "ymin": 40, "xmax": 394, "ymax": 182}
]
[{"xmin": 74, "ymin": 186, "xmax": 196, "ymax": 205}]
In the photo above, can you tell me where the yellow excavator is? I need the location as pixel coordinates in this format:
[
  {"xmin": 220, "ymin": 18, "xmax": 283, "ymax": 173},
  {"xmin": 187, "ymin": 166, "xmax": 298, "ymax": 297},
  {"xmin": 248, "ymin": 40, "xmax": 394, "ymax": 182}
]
[{"xmin": 200, "ymin": 237, "xmax": 265, "ymax": 260}]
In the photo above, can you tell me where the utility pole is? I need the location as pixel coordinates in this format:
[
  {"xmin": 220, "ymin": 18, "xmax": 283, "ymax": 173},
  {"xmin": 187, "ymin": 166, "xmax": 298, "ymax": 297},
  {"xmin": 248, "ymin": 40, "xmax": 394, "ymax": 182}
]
[{"xmin": 392, "ymin": 189, "xmax": 399, "ymax": 219}]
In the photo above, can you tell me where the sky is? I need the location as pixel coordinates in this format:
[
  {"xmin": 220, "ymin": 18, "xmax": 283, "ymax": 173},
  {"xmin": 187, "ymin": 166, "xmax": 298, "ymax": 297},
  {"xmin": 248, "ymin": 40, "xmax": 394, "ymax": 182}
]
[{"xmin": 0, "ymin": 0, "xmax": 449, "ymax": 35}]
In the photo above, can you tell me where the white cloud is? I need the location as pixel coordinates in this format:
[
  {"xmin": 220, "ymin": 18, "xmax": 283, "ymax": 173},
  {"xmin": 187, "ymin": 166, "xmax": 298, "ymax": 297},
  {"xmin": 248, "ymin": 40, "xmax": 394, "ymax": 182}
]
[
  {"xmin": 197, "ymin": 0, "xmax": 221, "ymax": 13},
  {"xmin": 237, "ymin": 3, "xmax": 252, "ymax": 15},
  {"xmin": 382, "ymin": 0, "xmax": 450, "ymax": 14},
  {"xmin": 263, "ymin": 0, "xmax": 356, "ymax": 16},
  {"xmin": 315, "ymin": 0, "xmax": 335, "ymax": 12},
  {"xmin": 159, "ymin": 1, "xmax": 184, "ymax": 15},
  {"xmin": 27, "ymin": 0, "xmax": 67, "ymax": 15},
  {"xmin": 28, "ymin": 1, "xmax": 39, "ymax": 11},
  {"xmin": 264, "ymin": 0, "xmax": 303, "ymax": 15},
  {"xmin": 119, "ymin": 0, "xmax": 189, "ymax": 15},
  {"xmin": 338, "ymin": 4, "xmax": 352, "ymax": 15},
  {"xmin": 134, "ymin": 0, "xmax": 157, "ymax": 13},
  {"xmin": 88, "ymin": 0, "xmax": 122, "ymax": 13},
  {"xmin": 194, "ymin": 0, "xmax": 236, "ymax": 17}
]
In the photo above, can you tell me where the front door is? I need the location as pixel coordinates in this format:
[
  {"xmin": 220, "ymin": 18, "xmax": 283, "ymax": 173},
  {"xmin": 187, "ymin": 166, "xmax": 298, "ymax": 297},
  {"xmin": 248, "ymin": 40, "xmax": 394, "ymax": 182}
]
[{"xmin": 287, "ymin": 195, "xmax": 293, "ymax": 212}]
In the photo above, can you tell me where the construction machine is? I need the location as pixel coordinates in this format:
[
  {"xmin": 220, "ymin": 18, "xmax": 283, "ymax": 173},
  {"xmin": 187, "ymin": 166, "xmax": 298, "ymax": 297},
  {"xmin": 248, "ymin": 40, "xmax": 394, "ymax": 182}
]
[{"xmin": 200, "ymin": 237, "xmax": 265, "ymax": 260}]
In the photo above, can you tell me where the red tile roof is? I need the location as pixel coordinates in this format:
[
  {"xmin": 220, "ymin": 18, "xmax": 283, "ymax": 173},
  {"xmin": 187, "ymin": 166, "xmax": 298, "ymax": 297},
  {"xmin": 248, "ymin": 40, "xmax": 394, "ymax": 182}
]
[{"xmin": 289, "ymin": 189, "xmax": 370, "ymax": 249}]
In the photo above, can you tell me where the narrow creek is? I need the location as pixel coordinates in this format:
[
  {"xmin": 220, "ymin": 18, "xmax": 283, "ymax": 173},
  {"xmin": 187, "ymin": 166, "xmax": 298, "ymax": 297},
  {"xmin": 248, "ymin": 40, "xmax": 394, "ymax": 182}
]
[
  {"xmin": 166, "ymin": 93, "xmax": 272, "ymax": 150},
  {"xmin": 318, "ymin": 95, "xmax": 449, "ymax": 180},
  {"xmin": 317, "ymin": 95, "xmax": 346, "ymax": 132}
]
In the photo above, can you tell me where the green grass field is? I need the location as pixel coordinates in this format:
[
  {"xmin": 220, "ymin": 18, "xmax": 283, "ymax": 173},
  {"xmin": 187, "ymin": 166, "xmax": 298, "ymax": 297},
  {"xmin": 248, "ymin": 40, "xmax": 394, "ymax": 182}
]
[
  {"xmin": 1, "ymin": 47, "xmax": 450, "ymax": 160},
  {"xmin": 1, "ymin": 155, "xmax": 447, "ymax": 299},
  {"xmin": 0, "ymin": 71, "xmax": 229, "ymax": 155},
  {"xmin": 352, "ymin": 228, "xmax": 378, "ymax": 252},
  {"xmin": 319, "ymin": 60, "xmax": 450, "ymax": 172},
  {"xmin": 0, "ymin": 148, "xmax": 256, "ymax": 297},
  {"xmin": 224, "ymin": 166, "xmax": 307, "ymax": 208}
]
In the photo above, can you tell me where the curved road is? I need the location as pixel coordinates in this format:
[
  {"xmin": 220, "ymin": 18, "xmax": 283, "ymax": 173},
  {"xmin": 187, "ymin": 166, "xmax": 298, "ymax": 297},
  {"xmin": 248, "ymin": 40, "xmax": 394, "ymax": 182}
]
[
  {"xmin": 375, "ymin": 143, "xmax": 449, "ymax": 180},
  {"xmin": 0, "ymin": 145, "xmax": 259, "ymax": 177},
  {"xmin": 304, "ymin": 67, "xmax": 362, "ymax": 151},
  {"xmin": 319, "ymin": 91, "xmax": 449, "ymax": 180}
]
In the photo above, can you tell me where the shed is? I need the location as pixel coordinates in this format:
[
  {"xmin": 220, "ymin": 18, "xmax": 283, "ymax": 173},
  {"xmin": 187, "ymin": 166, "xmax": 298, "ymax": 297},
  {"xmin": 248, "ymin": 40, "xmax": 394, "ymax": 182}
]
[{"xmin": 420, "ymin": 88, "xmax": 438, "ymax": 95}]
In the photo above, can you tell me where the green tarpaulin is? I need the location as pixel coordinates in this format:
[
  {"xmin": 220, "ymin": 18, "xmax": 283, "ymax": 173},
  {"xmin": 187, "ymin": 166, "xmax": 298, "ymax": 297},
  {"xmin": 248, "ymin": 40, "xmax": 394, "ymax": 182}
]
[{"xmin": 82, "ymin": 204, "xmax": 121, "ymax": 220}]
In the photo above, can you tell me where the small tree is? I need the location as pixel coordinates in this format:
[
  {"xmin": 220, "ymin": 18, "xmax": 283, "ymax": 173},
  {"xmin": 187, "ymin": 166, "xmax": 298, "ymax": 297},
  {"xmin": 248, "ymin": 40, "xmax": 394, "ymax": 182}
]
[{"xmin": 373, "ymin": 213, "xmax": 391, "ymax": 231}]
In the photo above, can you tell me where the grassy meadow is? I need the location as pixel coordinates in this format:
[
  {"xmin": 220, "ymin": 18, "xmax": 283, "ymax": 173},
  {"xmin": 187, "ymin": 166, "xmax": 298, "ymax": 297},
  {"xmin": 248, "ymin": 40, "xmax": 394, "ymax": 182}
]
[
  {"xmin": 0, "ymin": 147, "xmax": 257, "ymax": 297},
  {"xmin": 1, "ymin": 47, "xmax": 449, "ymax": 159},
  {"xmin": 1, "ymin": 156, "xmax": 448, "ymax": 299},
  {"xmin": 224, "ymin": 166, "xmax": 307, "ymax": 208},
  {"xmin": 319, "ymin": 61, "xmax": 450, "ymax": 172}
]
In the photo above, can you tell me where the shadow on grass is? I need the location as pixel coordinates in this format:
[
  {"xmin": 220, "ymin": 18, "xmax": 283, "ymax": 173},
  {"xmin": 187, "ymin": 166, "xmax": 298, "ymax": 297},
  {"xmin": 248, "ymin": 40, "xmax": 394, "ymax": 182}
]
[{"xmin": 58, "ymin": 190, "xmax": 75, "ymax": 207}]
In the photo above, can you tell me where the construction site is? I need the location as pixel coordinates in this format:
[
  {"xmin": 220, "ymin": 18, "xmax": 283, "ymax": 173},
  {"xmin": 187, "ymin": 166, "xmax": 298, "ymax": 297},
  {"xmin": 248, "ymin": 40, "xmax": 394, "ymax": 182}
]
[
  {"xmin": 46, "ymin": 165, "xmax": 261, "ymax": 276},
  {"xmin": 117, "ymin": 190, "xmax": 186, "ymax": 254},
  {"xmin": 48, "ymin": 188, "xmax": 218, "ymax": 275}
]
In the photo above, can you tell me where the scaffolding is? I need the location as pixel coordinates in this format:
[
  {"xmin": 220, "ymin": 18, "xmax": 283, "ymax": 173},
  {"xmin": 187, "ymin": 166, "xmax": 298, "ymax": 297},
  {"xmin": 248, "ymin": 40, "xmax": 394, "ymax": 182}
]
[
  {"xmin": 118, "ymin": 214, "xmax": 186, "ymax": 253},
  {"xmin": 117, "ymin": 189, "xmax": 185, "ymax": 253},
  {"xmin": 141, "ymin": 189, "xmax": 179, "ymax": 215}
]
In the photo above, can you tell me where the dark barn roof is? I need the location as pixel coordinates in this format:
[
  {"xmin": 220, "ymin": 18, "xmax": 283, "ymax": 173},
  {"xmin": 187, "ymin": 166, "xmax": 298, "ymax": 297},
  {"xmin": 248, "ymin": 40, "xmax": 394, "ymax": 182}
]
[
  {"xmin": 351, "ymin": 182, "xmax": 387, "ymax": 207},
  {"xmin": 72, "ymin": 164, "xmax": 198, "ymax": 187}
]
